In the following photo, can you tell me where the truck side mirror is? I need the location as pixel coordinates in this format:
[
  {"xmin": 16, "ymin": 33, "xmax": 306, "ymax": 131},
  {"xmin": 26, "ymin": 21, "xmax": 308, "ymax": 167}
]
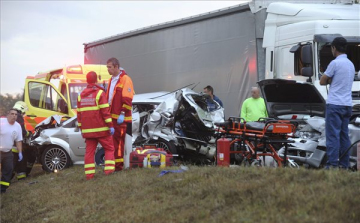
[
  {"xmin": 301, "ymin": 67, "xmax": 313, "ymax": 77},
  {"xmin": 301, "ymin": 45, "xmax": 313, "ymax": 65}
]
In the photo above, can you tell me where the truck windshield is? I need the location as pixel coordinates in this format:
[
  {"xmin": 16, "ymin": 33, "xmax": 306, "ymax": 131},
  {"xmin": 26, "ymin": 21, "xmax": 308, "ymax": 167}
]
[
  {"xmin": 318, "ymin": 42, "xmax": 360, "ymax": 79},
  {"xmin": 69, "ymin": 83, "xmax": 108, "ymax": 109}
]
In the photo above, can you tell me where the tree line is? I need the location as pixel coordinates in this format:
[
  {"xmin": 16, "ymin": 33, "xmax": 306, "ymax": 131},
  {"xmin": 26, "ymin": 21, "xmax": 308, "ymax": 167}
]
[{"xmin": 0, "ymin": 93, "xmax": 24, "ymax": 116}]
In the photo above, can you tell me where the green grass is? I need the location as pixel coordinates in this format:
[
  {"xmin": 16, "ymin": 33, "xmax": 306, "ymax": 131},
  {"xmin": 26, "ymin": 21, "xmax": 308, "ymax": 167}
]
[{"xmin": 1, "ymin": 164, "xmax": 360, "ymax": 223}]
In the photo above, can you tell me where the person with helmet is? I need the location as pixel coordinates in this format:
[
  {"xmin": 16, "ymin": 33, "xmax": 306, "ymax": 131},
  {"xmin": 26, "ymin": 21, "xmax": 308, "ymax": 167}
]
[
  {"xmin": 1, "ymin": 109, "xmax": 23, "ymax": 193},
  {"xmin": 77, "ymin": 71, "xmax": 116, "ymax": 180},
  {"xmin": 11, "ymin": 101, "xmax": 35, "ymax": 180},
  {"xmin": 105, "ymin": 57, "xmax": 134, "ymax": 171}
]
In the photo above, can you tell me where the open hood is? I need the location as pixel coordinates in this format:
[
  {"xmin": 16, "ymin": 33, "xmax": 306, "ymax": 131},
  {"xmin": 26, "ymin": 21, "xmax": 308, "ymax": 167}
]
[{"xmin": 258, "ymin": 79, "xmax": 325, "ymax": 118}]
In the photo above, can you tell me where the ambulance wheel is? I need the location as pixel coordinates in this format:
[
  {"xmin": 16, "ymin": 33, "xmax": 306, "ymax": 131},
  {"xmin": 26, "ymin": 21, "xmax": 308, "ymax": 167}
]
[
  {"xmin": 95, "ymin": 148, "xmax": 105, "ymax": 166},
  {"xmin": 150, "ymin": 139, "xmax": 177, "ymax": 155},
  {"xmin": 41, "ymin": 146, "xmax": 70, "ymax": 172}
]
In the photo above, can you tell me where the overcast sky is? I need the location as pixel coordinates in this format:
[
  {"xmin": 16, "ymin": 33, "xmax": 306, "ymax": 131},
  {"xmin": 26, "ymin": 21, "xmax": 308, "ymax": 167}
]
[{"xmin": 1, "ymin": 1, "xmax": 248, "ymax": 95}]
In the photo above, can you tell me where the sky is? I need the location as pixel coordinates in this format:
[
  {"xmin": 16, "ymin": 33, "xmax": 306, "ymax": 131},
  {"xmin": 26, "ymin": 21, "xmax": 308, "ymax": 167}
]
[{"xmin": 0, "ymin": 1, "xmax": 248, "ymax": 95}]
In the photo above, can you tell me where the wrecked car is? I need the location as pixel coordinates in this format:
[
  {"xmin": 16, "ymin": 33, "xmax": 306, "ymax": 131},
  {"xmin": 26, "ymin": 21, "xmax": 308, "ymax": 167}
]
[
  {"xmin": 132, "ymin": 87, "xmax": 224, "ymax": 163},
  {"xmin": 30, "ymin": 87, "xmax": 224, "ymax": 171},
  {"xmin": 258, "ymin": 79, "xmax": 359, "ymax": 169}
]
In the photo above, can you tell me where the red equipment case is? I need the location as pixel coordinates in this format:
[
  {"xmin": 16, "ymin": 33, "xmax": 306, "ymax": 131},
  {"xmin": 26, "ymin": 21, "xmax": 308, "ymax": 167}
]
[{"xmin": 130, "ymin": 145, "xmax": 174, "ymax": 168}]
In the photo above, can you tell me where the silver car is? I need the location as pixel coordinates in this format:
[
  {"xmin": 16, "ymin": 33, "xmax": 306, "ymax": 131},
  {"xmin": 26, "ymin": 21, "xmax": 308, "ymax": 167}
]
[{"xmin": 30, "ymin": 88, "xmax": 225, "ymax": 172}]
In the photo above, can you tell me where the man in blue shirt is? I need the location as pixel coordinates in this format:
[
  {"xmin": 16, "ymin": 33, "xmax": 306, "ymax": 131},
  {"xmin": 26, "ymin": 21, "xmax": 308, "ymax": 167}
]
[
  {"xmin": 203, "ymin": 85, "xmax": 223, "ymax": 112},
  {"xmin": 320, "ymin": 37, "xmax": 355, "ymax": 169}
]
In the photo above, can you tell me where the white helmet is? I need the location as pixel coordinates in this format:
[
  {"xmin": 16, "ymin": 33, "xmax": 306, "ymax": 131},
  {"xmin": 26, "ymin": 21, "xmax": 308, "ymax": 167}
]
[{"xmin": 13, "ymin": 101, "xmax": 28, "ymax": 114}]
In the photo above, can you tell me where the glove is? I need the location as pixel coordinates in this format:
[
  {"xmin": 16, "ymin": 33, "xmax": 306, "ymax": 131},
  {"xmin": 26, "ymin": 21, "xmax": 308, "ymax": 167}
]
[
  {"xmin": 117, "ymin": 113, "xmax": 125, "ymax": 125},
  {"xmin": 110, "ymin": 127, "xmax": 115, "ymax": 135},
  {"xmin": 18, "ymin": 152, "xmax": 23, "ymax": 162}
]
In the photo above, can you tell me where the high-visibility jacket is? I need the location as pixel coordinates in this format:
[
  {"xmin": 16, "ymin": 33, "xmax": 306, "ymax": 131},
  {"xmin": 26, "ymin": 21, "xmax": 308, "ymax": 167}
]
[
  {"xmin": 105, "ymin": 71, "xmax": 134, "ymax": 123},
  {"xmin": 77, "ymin": 85, "xmax": 113, "ymax": 138}
]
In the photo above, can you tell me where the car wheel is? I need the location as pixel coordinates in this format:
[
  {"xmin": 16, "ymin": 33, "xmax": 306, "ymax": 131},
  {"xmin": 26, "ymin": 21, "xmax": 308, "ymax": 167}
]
[
  {"xmin": 41, "ymin": 146, "xmax": 70, "ymax": 172},
  {"xmin": 95, "ymin": 148, "xmax": 105, "ymax": 166},
  {"xmin": 150, "ymin": 139, "xmax": 177, "ymax": 155}
]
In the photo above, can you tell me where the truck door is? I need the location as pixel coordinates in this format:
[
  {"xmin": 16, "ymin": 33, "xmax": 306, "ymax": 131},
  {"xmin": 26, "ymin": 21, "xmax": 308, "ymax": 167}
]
[{"xmin": 24, "ymin": 79, "xmax": 69, "ymax": 131}]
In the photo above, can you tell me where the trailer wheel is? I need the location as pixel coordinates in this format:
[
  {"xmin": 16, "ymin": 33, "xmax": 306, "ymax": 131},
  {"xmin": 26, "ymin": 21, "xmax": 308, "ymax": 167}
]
[{"xmin": 41, "ymin": 146, "xmax": 70, "ymax": 172}]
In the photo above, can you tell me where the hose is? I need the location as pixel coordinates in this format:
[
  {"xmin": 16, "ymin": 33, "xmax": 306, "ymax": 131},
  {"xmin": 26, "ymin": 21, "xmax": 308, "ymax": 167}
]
[{"xmin": 338, "ymin": 139, "xmax": 360, "ymax": 160}]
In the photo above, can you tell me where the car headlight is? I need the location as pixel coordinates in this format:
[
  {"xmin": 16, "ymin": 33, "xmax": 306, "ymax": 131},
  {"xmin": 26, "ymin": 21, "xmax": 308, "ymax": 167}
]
[{"xmin": 296, "ymin": 131, "xmax": 320, "ymax": 140}]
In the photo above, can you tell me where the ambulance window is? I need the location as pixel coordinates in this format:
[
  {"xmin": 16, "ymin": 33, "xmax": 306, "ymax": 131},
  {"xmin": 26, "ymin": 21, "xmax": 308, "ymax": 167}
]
[{"xmin": 28, "ymin": 82, "xmax": 67, "ymax": 113}]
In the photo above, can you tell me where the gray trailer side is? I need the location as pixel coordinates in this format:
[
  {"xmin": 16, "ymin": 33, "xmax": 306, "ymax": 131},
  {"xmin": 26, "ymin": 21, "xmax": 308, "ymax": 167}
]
[{"xmin": 84, "ymin": 3, "xmax": 265, "ymax": 117}]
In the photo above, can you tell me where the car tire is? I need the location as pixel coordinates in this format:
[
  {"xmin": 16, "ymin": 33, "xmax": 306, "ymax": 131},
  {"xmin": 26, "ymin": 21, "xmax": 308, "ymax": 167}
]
[
  {"xmin": 150, "ymin": 139, "xmax": 177, "ymax": 155},
  {"xmin": 41, "ymin": 146, "xmax": 71, "ymax": 172},
  {"xmin": 95, "ymin": 148, "xmax": 105, "ymax": 166}
]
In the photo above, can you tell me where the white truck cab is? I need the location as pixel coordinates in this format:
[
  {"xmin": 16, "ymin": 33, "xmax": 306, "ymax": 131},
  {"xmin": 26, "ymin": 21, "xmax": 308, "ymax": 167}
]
[{"xmin": 262, "ymin": 2, "xmax": 360, "ymax": 106}]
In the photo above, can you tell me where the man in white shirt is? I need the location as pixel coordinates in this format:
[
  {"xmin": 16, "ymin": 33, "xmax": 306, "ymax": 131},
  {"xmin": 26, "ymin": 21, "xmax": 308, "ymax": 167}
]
[
  {"xmin": 1, "ymin": 109, "xmax": 23, "ymax": 193},
  {"xmin": 320, "ymin": 37, "xmax": 355, "ymax": 169}
]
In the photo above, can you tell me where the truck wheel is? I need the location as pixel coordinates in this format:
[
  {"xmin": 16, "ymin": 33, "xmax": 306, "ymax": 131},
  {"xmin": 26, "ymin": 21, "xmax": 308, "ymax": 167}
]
[
  {"xmin": 41, "ymin": 146, "xmax": 70, "ymax": 172},
  {"xmin": 95, "ymin": 148, "xmax": 105, "ymax": 166},
  {"xmin": 150, "ymin": 139, "xmax": 177, "ymax": 155}
]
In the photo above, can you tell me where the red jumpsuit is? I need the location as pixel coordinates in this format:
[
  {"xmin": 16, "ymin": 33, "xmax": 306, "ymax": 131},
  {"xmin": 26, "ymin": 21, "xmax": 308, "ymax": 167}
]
[
  {"xmin": 77, "ymin": 84, "xmax": 115, "ymax": 179},
  {"xmin": 106, "ymin": 71, "xmax": 134, "ymax": 171}
]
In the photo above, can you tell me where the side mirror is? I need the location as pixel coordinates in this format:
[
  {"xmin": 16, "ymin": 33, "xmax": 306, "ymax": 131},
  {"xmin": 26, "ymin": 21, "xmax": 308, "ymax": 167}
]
[
  {"xmin": 301, "ymin": 67, "xmax": 313, "ymax": 77},
  {"xmin": 74, "ymin": 121, "xmax": 80, "ymax": 132},
  {"xmin": 301, "ymin": 45, "xmax": 313, "ymax": 65}
]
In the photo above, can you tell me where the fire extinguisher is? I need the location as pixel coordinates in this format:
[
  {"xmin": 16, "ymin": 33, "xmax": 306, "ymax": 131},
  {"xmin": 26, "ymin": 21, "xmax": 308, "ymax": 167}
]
[{"xmin": 217, "ymin": 137, "xmax": 230, "ymax": 167}]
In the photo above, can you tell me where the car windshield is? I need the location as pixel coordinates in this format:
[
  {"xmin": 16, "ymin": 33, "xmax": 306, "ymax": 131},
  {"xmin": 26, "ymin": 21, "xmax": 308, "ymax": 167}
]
[
  {"xmin": 186, "ymin": 93, "xmax": 221, "ymax": 112},
  {"xmin": 69, "ymin": 83, "xmax": 108, "ymax": 109}
]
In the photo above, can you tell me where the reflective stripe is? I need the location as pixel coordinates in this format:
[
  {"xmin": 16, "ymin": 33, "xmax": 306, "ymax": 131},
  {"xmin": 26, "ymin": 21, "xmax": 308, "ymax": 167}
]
[
  {"xmin": 122, "ymin": 104, "xmax": 132, "ymax": 110},
  {"xmin": 105, "ymin": 118, "xmax": 112, "ymax": 123},
  {"xmin": 78, "ymin": 123, "xmax": 82, "ymax": 127},
  {"xmin": 115, "ymin": 158, "xmax": 124, "ymax": 163},
  {"xmin": 82, "ymin": 127, "xmax": 109, "ymax": 133},
  {"xmin": 105, "ymin": 160, "xmax": 115, "ymax": 165},
  {"xmin": 17, "ymin": 173, "xmax": 26, "ymax": 179},
  {"xmin": 78, "ymin": 95, "xmax": 81, "ymax": 102},
  {"xmin": 84, "ymin": 163, "xmax": 95, "ymax": 168},
  {"xmin": 12, "ymin": 148, "xmax": 19, "ymax": 153},
  {"xmin": 99, "ymin": 104, "xmax": 109, "ymax": 108},
  {"xmin": 0, "ymin": 181, "xmax": 10, "ymax": 186},
  {"xmin": 111, "ymin": 114, "xmax": 132, "ymax": 120},
  {"xmin": 111, "ymin": 114, "xmax": 119, "ymax": 119},
  {"xmin": 78, "ymin": 106, "xmax": 100, "ymax": 112},
  {"xmin": 85, "ymin": 170, "xmax": 95, "ymax": 174},
  {"xmin": 104, "ymin": 166, "xmax": 115, "ymax": 171},
  {"xmin": 96, "ymin": 90, "xmax": 103, "ymax": 106}
]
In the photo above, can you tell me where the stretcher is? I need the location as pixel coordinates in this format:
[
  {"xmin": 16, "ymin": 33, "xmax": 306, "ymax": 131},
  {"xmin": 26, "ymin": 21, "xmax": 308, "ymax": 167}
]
[{"xmin": 215, "ymin": 117, "xmax": 297, "ymax": 167}]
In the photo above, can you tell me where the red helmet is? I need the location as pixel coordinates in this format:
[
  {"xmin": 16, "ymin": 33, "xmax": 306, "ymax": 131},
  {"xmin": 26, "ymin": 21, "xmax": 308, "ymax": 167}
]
[{"xmin": 86, "ymin": 71, "xmax": 97, "ymax": 84}]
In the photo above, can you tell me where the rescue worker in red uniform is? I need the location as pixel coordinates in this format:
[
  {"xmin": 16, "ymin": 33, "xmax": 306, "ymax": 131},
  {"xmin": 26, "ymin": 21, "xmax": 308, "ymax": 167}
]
[
  {"xmin": 105, "ymin": 58, "xmax": 134, "ymax": 171},
  {"xmin": 77, "ymin": 71, "xmax": 116, "ymax": 180}
]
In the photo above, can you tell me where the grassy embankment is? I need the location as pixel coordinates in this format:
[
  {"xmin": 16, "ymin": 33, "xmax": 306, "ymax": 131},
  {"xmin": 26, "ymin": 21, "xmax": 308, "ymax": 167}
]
[{"xmin": 1, "ymin": 164, "xmax": 360, "ymax": 223}]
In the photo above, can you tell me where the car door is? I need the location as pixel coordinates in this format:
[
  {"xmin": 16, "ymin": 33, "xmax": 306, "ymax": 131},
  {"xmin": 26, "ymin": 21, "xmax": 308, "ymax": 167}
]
[{"xmin": 24, "ymin": 79, "xmax": 69, "ymax": 131}]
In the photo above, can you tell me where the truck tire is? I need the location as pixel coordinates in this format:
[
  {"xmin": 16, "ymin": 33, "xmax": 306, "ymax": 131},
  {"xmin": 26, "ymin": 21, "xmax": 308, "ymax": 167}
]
[{"xmin": 41, "ymin": 146, "xmax": 71, "ymax": 172}]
